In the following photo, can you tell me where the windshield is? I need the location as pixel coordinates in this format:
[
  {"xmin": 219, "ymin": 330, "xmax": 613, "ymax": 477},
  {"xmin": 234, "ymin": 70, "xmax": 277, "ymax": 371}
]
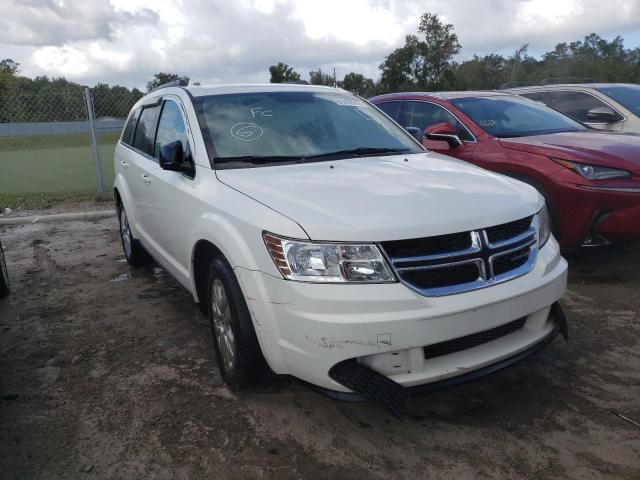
[
  {"xmin": 595, "ymin": 85, "xmax": 640, "ymax": 117},
  {"xmin": 196, "ymin": 91, "xmax": 422, "ymax": 167},
  {"xmin": 450, "ymin": 95, "xmax": 587, "ymax": 138}
]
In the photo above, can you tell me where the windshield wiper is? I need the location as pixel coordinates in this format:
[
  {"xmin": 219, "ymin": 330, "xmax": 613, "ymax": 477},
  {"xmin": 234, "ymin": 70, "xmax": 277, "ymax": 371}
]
[
  {"xmin": 496, "ymin": 133, "xmax": 524, "ymax": 138},
  {"xmin": 305, "ymin": 147, "xmax": 412, "ymax": 160},
  {"xmin": 214, "ymin": 155, "xmax": 303, "ymax": 165},
  {"xmin": 215, "ymin": 148, "xmax": 413, "ymax": 166}
]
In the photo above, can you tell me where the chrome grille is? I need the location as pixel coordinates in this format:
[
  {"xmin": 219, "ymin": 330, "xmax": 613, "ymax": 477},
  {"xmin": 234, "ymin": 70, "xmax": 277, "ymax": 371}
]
[{"xmin": 381, "ymin": 215, "xmax": 538, "ymax": 296}]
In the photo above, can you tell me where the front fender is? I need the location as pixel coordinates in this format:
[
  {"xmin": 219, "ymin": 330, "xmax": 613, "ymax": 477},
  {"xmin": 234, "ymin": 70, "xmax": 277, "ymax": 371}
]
[
  {"xmin": 187, "ymin": 207, "xmax": 306, "ymax": 303},
  {"xmin": 114, "ymin": 173, "xmax": 140, "ymax": 238}
]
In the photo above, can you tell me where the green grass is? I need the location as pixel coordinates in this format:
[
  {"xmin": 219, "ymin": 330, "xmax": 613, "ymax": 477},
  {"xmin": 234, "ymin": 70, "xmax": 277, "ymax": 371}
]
[
  {"xmin": 0, "ymin": 191, "xmax": 113, "ymax": 211},
  {"xmin": 0, "ymin": 134, "xmax": 117, "ymax": 195},
  {"xmin": 0, "ymin": 133, "xmax": 120, "ymax": 151}
]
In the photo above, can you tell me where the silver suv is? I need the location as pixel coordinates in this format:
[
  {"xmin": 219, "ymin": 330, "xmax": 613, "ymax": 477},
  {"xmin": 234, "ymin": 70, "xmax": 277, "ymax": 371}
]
[{"xmin": 508, "ymin": 83, "xmax": 640, "ymax": 134}]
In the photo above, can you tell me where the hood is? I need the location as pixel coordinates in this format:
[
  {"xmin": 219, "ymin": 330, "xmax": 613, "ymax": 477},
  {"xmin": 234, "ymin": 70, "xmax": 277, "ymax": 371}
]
[
  {"xmin": 216, "ymin": 152, "xmax": 542, "ymax": 241},
  {"xmin": 500, "ymin": 131, "xmax": 640, "ymax": 172}
]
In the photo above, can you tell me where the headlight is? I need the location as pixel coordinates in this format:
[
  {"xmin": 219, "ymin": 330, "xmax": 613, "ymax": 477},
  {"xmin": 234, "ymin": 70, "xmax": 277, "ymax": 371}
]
[
  {"xmin": 537, "ymin": 204, "xmax": 551, "ymax": 248},
  {"xmin": 263, "ymin": 233, "xmax": 395, "ymax": 283},
  {"xmin": 552, "ymin": 158, "xmax": 630, "ymax": 180}
]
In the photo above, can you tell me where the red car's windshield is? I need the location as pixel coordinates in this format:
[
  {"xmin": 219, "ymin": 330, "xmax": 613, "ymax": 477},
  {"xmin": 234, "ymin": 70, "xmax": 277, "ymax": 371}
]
[{"xmin": 450, "ymin": 96, "xmax": 587, "ymax": 138}]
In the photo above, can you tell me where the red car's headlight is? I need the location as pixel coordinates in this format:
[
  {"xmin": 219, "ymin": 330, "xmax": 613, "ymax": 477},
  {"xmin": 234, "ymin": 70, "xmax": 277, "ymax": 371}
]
[{"xmin": 552, "ymin": 158, "xmax": 630, "ymax": 180}]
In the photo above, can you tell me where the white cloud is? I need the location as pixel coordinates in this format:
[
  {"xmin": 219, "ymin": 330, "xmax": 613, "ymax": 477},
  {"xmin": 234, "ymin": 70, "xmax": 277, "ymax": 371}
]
[{"xmin": 1, "ymin": 0, "xmax": 639, "ymax": 89}]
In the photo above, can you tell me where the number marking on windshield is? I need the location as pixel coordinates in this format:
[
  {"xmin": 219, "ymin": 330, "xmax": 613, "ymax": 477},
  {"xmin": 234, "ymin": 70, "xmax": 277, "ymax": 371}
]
[{"xmin": 230, "ymin": 122, "xmax": 264, "ymax": 142}]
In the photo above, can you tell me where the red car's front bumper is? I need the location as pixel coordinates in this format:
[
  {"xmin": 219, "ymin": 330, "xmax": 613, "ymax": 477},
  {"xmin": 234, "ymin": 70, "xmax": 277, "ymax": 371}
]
[{"xmin": 553, "ymin": 178, "xmax": 640, "ymax": 247}]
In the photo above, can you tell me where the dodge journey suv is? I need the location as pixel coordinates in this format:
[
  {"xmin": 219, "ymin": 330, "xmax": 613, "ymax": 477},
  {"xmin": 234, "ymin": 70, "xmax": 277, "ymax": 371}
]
[{"xmin": 114, "ymin": 83, "xmax": 568, "ymax": 411}]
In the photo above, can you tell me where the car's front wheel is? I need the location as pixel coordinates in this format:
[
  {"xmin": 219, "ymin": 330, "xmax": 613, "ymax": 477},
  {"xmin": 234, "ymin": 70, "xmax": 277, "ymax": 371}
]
[
  {"xmin": 207, "ymin": 257, "xmax": 266, "ymax": 390},
  {"xmin": 117, "ymin": 203, "xmax": 149, "ymax": 266},
  {"xmin": 0, "ymin": 242, "xmax": 10, "ymax": 298}
]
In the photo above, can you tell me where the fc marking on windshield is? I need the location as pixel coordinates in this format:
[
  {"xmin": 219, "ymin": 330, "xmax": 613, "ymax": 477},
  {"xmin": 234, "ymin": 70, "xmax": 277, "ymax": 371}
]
[{"xmin": 250, "ymin": 107, "xmax": 273, "ymax": 118}]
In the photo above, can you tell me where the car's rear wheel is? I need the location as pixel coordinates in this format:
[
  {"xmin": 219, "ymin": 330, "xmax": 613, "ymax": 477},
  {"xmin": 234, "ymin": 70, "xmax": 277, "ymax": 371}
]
[
  {"xmin": 207, "ymin": 257, "xmax": 265, "ymax": 390},
  {"xmin": 118, "ymin": 204, "xmax": 149, "ymax": 266},
  {"xmin": 0, "ymin": 242, "xmax": 9, "ymax": 298}
]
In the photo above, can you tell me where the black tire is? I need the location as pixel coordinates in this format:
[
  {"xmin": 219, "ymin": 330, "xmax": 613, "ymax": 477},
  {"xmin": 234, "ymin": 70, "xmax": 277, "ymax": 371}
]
[
  {"xmin": 0, "ymin": 242, "xmax": 9, "ymax": 298},
  {"xmin": 206, "ymin": 256, "xmax": 266, "ymax": 390},
  {"xmin": 117, "ymin": 203, "xmax": 149, "ymax": 267}
]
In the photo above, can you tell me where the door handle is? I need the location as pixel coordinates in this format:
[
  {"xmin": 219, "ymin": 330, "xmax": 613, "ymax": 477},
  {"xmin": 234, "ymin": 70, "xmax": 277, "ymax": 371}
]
[
  {"xmin": 141, "ymin": 173, "xmax": 151, "ymax": 184},
  {"xmin": 120, "ymin": 160, "xmax": 129, "ymax": 167}
]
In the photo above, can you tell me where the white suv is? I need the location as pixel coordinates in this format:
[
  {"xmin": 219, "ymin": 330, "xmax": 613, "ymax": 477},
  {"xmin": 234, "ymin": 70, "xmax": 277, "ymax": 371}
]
[{"xmin": 114, "ymin": 83, "xmax": 568, "ymax": 408}]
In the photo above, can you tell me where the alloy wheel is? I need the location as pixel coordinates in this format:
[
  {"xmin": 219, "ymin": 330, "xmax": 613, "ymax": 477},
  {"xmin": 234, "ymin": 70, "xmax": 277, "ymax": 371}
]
[
  {"xmin": 120, "ymin": 208, "xmax": 132, "ymax": 258},
  {"xmin": 211, "ymin": 278, "xmax": 236, "ymax": 371}
]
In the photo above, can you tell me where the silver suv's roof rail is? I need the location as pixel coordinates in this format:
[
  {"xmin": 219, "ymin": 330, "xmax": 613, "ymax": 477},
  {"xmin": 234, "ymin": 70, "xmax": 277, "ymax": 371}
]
[{"xmin": 150, "ymin": 79, "xmax": 189, "ymax": 92}]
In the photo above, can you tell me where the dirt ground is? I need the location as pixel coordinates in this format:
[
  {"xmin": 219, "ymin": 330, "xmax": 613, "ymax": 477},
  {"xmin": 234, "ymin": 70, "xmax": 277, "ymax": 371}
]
[{"xmin": 1, "ymin": 215, "xmax": 639, "ymax": 479}]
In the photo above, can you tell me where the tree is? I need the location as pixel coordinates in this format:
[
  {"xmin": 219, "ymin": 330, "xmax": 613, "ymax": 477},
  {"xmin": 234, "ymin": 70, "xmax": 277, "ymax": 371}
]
[
  {"xmin": 340, "ymin": 72, "xmax": 376, "ymax": 97},
  {"xmin": 269, "ymin": 62, "xmax": 301, "ymax": 83},
  {"xmin": 454, "ymin": 54, "xmax": 508, "ymax": 90},
  {"xmin": 309, "ymin": 68, "xmax": 335, "ymax": 86},
  {"xmin": 416, "ymin": 13, "xmax": 461, "ymax": 85},
  {"xmin": 378, "ymin": 13, "xmax": 461, "ymax": 91},
  {"xmin": 0, "ymin": 59, "xmax": 20, "ymax": 75},
  {"xmin": 146, "ymin": 72, "xmax": 190, "ymax": 92},
  {"xmin": 378, "ymin": 35, "xmax": 423, "ymax": 91}
]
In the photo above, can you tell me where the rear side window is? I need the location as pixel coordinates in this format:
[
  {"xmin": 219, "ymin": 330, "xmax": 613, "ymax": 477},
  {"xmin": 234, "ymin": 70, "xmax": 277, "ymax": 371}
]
[
  {"xmin": 376, "ymin": 101, "xmax": 403, "ymax": 121},
  {"xmin": 405, "ymin": 101, "xmax": 473, "ymax": 141},
  {"xmin": 132, "ymin": 105, "xmax": 160, "ymax": 155},
  {"xmin": 121, "ymin": 108, "xmax": 140, "ymax": 146},
  {"xmin": 549, "ymin": 91, "xmax": 623, "ymax": 123}
]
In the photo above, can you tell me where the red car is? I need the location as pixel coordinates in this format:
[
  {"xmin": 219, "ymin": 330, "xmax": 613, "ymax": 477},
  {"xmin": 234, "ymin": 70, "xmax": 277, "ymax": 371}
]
[{"xmin": 370, "ymin": 92, "xmax": 640, "ymax": 247}]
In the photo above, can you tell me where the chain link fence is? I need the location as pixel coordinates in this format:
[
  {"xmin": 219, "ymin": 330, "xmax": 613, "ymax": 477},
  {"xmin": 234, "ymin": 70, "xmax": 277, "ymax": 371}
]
[{"xmin": 0, "ymin": 86, "xmax": 141, "ymax": 198}]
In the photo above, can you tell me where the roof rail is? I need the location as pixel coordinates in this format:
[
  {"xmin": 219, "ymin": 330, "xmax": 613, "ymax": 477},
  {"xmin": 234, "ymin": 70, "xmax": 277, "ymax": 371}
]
[
  {"xmin": 539, "ymin": 77, "xmax": 595, "ymax": 85},
  {"xmin": 499, "ymin": 82, "xmax": 526, "ymax": 90},
  {"xmin": 150, "ymin": 78, "xmax": 189, "ymax": 92},
  {"xmin": 285, "ymin": 80, "xmax": 309, "ymax": 85}
]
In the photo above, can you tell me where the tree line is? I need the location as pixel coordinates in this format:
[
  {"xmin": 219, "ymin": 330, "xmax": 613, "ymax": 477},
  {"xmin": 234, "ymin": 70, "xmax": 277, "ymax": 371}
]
[
  {"xmin": 0, "ymin": 69, "xmax": 201, "ymax": 123},
  {"xmin": 1, "ymin": 11, "xmax": 639, "ymax": 123},
  {"xmin": 269, "ymin": 13, "xmax": 640, "ymax": 97}
]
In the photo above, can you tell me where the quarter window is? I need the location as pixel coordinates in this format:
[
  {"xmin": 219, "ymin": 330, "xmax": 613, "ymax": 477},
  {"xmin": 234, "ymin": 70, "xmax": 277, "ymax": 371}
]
[
  {"xmin": 132, "ymin": 105, "xmax": 160, "ymax": 155},
  {"xmin": 154, "ymin": 100, "xmax": 190, "ymax": 159},
  {"xmin": 549, "ymin": 91, "xmax": 623, "ymax": 123},
  {"xmin": 404, "ymin": 101, "xmax": 473, "ymax": 141}
]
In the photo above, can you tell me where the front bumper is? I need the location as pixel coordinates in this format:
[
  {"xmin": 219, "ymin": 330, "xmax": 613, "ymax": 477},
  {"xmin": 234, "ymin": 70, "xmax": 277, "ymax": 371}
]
[
  {"xmin": 318, "ymin": 308, "xmax": 565, "ymax": 406},
  {"xmin": 235, "ymin": 238, "xmax": 567, "ymax": 392},
  {"xmin": 551, "ymin": 177, "xmax": 640, "ymax": 246}
]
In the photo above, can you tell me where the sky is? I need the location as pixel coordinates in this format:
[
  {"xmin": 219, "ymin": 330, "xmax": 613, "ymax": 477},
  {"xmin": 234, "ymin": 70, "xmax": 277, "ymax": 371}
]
[{"xmin": 2, "ymin": 0, "xmax": 640, "ymax": 90}]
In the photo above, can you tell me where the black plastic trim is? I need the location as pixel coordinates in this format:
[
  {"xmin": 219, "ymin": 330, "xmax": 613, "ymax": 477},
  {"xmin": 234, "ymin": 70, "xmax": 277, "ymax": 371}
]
[
  {"xmin": 181, "ymin": 88, "xmax": 218, "ymax": 169},
  {"xmin": 313, "ymin": 312, "xmax": 564, "ymax": 403}
]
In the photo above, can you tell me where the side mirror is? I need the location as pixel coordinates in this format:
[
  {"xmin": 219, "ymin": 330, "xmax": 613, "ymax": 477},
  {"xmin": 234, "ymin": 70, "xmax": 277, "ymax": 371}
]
[
  {"xmin": 404, "ymin": 126, "xmax": 424, "ymax": 143},
  {"xmin": 425, "ymin": 123, "xmax": 463, "ymax": 148},
  {"xmin": 586, "ymin": 106, "xmax": 617, "ymax": 123},
  {"xmin": 159, "ymin": 141, "xmax": 195, "ymax": 176}
]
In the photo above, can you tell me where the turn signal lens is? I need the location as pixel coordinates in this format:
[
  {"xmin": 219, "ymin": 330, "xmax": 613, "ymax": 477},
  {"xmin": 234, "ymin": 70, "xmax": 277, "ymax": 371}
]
[{"xmin": 537, "ymin": 204, "xmax": 551, "ymax": 248}]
